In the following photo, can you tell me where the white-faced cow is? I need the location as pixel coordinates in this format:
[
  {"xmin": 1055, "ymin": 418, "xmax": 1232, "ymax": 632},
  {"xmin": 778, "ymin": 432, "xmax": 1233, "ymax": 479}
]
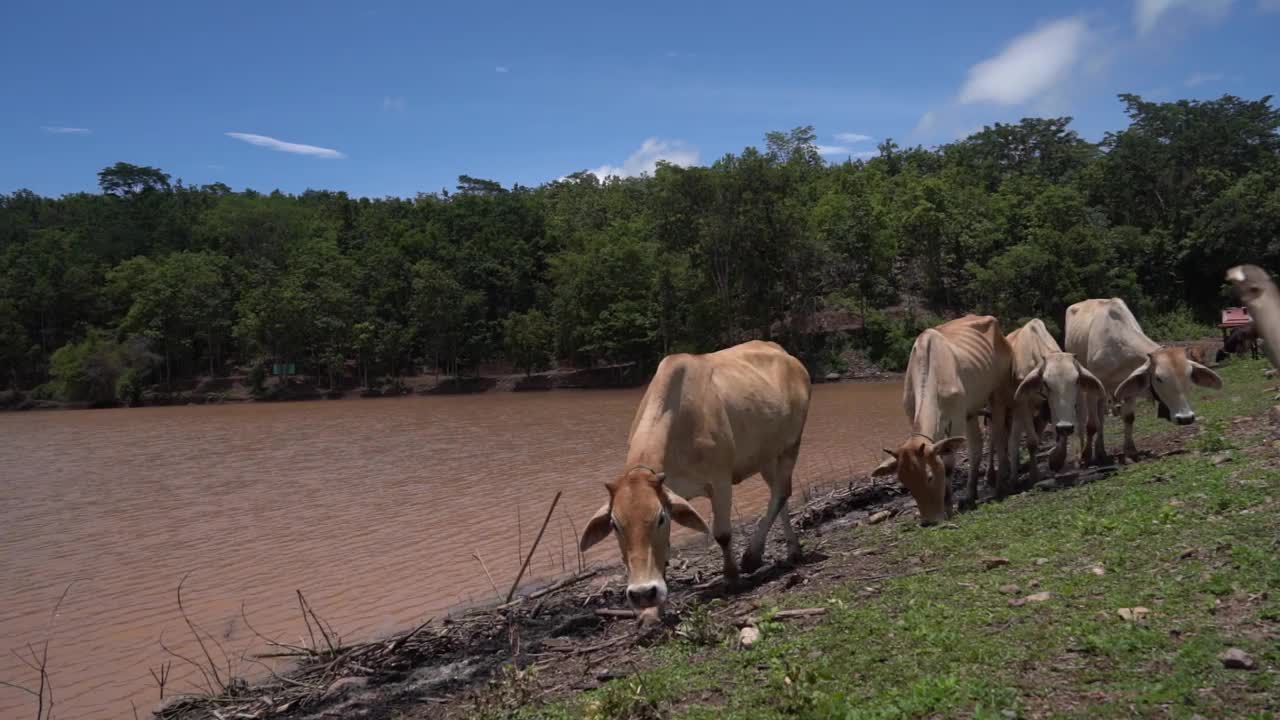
[
  {"xmin": 1227, "ymin": 265, "xmax": 1280, "ymax": 370},
  {"xmin": 1065, "ymin": 298, "xmax": 1223, "ymax": 465},
  {"xmin": 872, "ymin": 315, "xmax": 1015, "ymax": 525},
  {"xmin": 578, "ymin": 340, "xmax": 811, "ymax": 614},
  {"xmin": 1007, "ymin": 319, "xmax": 1105, "ymax": 478}
]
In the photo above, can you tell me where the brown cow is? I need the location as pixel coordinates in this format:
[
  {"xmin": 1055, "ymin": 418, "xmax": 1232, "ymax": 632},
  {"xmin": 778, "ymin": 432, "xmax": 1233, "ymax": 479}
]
[
  {"xmin": 872, "ymin": 315, "xmax": 1015, "ymax": 525},
  {"xmin": 578, "ymin": 340, "xmax": 811, "ymax": 613}
]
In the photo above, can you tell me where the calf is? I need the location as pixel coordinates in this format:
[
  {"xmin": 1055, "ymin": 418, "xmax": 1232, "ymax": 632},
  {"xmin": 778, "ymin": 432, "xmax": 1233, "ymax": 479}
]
[
  {"xmin": 871, "ymin": 315, "xmax": 1015, "ymax": 525},
  {"xmin": 1065, "ymin": 298, "xmax": 1223, "ymax": 465},
  {"xmin": 578, "ymin": 340, "xmax": 811, "ymax": 613}
]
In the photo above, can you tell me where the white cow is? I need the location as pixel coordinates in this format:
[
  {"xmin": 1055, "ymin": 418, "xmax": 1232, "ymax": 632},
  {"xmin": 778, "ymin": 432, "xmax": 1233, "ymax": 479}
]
[
  {"xmin": 578, "ymin": 340, "xmax": 811, "ymax": 613},
  {"xmin": 1065, "ymin": 298, "xmax": 1223, "ymax": 464},
  {"xmin": 1007, "ymin": 319, "xmax": 1105, "ymax": 477}
]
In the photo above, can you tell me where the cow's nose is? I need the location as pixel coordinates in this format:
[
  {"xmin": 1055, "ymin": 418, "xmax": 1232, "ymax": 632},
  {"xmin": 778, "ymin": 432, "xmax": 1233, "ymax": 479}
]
[
  {"xmin": 1175, "ymin": 413, "xmax": 1196, "ymax": 426},
  {"xmin": 626, "ymin": 584, "xmax": 660, "ymax": 608},
  {"xmin": 1055, "ymin": 421, "xmax": 1075, "ymax": 436}
]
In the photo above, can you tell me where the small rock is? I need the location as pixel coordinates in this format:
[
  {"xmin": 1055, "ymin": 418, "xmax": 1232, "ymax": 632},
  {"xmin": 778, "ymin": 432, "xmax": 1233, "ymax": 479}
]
[
  {"xmin": 983, "ymin": 556, "xmax": 1011, "ymax": 570},
  {"xmin": 323, "ymin": 676, "xmax": 369, "ymax": 699},
  {"xmin": 824, "ymin": 372, "xmax": 841, "ymax": 382},
  {"xmin": 1009, "ymin": 591, "xmax": 1052, "ymax": 607},
  {"xmin": 998, "ymin": 584, "xmax": 1020, "ymax": 595},
  {"xmin": 1001, "ymin": 711, "xmax": 1017, "ymax": 720},
  {"xmin": 868, "ymin": 510, "xmax": 892, "ymax": 525},
  {"xmin": 1089, "ymin": 565, "xmax": 1106, "ymax": 576},
  {"xmin": 1266, "ymin": 369, "xmax": 1279, "ymax": 378},
  {"xmin": 1035, "ymin": 558, "xmax": 1049, "ymax": 566},
  {"xmin": 1178, "ymin": 547, "xmax": 1197, "ymax": 560},
  {"xmin": 1269, "ymin": 405, "xmax": 1280, "ymax": 424},
  {"xmin": 1218, "ymin": 648, "xmax": 1256, "ymax": 670},
  {"xmin": 596, "ymin": 669, "xmax": 626, "ymax": 682},
  {"xmin": 1117, "ymin": 607, "xmax": 1150, "ymax": 622},
  {"xmin": 738, "ymin": 626, "xmax": 761, "ymax": 649},
  {"xmin": 1210, "ymin": 453, "xmax": 1233, "ymax": 466},
  {"xmin": 1034, "ymin": 479, "xmax": 1058, "ymax": 492},
  {"xmin": 1028, "ymin": 579, "xmax": 1040, "ymax": 589}
]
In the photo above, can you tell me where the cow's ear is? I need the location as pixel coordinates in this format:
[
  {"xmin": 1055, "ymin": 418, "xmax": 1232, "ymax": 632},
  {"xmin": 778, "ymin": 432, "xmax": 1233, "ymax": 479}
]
[
  {"xmin": 1014, "ymin": 361, "xmax": 1045, "ymax": 404},
  {"xmin": 579, "ymin": 502, "xmax": 613, "ymax": 552},
  {"xmin": 1074, "ymin": 359, "xmax": 1106, "ymax": 397},
  {"xmin": 1189, "ymin": 361, "xmax": 1223, "ymax": 390},
  {"xmin": 871, "ymin": 449, "xmax": 899, "ymax": 477},
  {"xmin": 1115, "ymin": 360, "xmax": 1152, "ymax": 402},
  {"xmin": 663, "ymin": 488, "xmax": 709, "ymax": 535}
]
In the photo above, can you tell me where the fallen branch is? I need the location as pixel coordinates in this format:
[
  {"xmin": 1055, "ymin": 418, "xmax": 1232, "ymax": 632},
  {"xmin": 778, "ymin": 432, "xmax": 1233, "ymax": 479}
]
[
  {"xmin": 506, "ymin": 491, "xmax": 563, "ymax": 604},
  {"xmin": 594, "ymin": 608, "xmax": 637, "ymax": 619},
  {"xmin": 772, "ymin": 607, "xmax": 827, "ymax": 620},
  {"xmin": 498, "ymin": 569, "xmax": 598, "ymax": 609}
]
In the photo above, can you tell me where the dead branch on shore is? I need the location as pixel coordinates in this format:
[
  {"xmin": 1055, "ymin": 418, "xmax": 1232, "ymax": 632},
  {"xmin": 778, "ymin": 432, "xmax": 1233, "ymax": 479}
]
[
  {"xmin": 506, "ymin": 491, "xmax": 562, "ymax": 604},
  {"xmin": 471, "ymin": 551, "xmax": 502, "ymax": 601},
  {"xmin": 2, "ymin": 583, "xmax": 73, "ymax": 720}
]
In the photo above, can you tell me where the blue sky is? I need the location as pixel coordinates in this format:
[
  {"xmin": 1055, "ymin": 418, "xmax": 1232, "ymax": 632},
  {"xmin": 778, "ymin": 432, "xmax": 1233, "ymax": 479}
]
[{"xmin": 2, "ymin": 0, "xmax": 1276, "ymax": 199}]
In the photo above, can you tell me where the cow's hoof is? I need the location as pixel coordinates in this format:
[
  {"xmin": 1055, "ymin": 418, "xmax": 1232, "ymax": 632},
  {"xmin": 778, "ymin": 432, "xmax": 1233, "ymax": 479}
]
[
  {"xmin": 786, "ymin": 548, "xmax": 804, "ymax": 566},
  {"xmin": 959, "ymin": 496, "xmax": 977, "ymax": 512},
  {"xmin": 739, "ymin": 551, "xmax": 764, "ymax": 575}
]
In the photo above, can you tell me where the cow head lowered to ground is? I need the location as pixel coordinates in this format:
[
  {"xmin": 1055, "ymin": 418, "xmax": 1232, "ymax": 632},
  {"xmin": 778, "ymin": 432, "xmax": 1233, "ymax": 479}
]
[
  {"xmin": 871, "ymin": 434, "xmax": 966, "ymax": 526},
  {"xmin": 1014, "ymin": 352, "xmax": 1105, "ymax": 470},
  {"xmin": 579, "ymin": 466, "xmax": 709, "ymax": 610},
  {"xmin": 1114, "ymin": 347, "xmax": 1222, "ymax": 425}
]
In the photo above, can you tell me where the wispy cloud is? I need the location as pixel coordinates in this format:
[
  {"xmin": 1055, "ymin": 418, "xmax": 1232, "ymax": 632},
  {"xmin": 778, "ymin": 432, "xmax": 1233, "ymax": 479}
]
[
  {"xmin": 834, "ymin": 132, "xmax": 872, "ymax": 143},
  {"xmin": 42, "ymin": 126, "xmax": 91, "ymax": 135},
  {"xmin": 1185, "ymin": 71, "xmax": 1224, "ymax": 87},
  {"xmin": 382, "ymin": 95, "xmax": 406, "ymax": 111},
  {"xmin": 817, "ymin": 145, "xmax": 851, "ymax": 157},
  {"xmin": 225, "ymin": 132, "xmax": 346, "ymax": 159},
  {"xmin": 1135, "ymin": 0, "xmax": 1234, "ymax": 36},
  {"xmin": 495, "ymin": 66, "xmax": 509, "ymax": 73},
  {"xmin": 913, "ymin": 111, "xmax": 939, "ymax": 136},
  {"xmin": 959, "ymin": 17, "xmax": 1090, "ymax": 106},
  {"xmin": 588, "ymin": 138, "xmax": 699, "ymax": 179}
]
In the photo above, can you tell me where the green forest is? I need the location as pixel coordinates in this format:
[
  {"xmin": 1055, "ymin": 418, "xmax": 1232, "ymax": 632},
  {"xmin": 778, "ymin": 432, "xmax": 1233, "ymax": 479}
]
[{"xmin": 2, "ymin": 93, "xmax": 1278, "ymax": 405}]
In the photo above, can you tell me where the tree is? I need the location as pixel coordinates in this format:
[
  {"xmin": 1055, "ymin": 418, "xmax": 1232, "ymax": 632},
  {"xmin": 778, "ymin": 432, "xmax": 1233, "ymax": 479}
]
[
  {"xmin": 97, "ymin": 162, "xmax": 172, "ymax": 197},
  {"xmin": 501, "ymin": 308, "xmax": 552, "ymax": 376}
]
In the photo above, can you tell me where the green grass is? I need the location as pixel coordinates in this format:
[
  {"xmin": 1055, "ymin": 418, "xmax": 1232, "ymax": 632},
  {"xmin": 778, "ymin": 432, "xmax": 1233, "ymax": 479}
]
[{"xmin": 525, "ymin": 359, "xmax": 1280, "ymax": 719}]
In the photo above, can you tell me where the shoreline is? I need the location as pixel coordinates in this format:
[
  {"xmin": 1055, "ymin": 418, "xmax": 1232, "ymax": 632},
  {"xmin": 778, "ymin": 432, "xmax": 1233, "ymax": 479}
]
[{"xmin": 0, "ymin": 367, "xmax": 903, "ymax": 413}]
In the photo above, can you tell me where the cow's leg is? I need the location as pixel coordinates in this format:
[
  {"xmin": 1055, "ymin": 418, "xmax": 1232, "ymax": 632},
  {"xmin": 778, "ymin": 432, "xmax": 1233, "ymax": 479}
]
[
  {"xmin": 746, "ymin": 443, "xmax": 803, "ymax": 570},
  {"xmin": 991, "ymin": 399, "xmax": 1012, "ymax": 498},
  {"xmin": 1089, "ymin": 394, "xmax": 1109, "ymax": 466},
  {"xmin": 1012, "ymin": 401, "xmax": 1040, "ymax": 488},
  {"xmin": 960, "ymin": 416, "xmax": 983, "ymax": 510},
  {"xmin": 984, "ymin": 415, "xmax": 997, "ymax": 486},
  {"xmin": 709, "ymin": 482, "xmax": 739, "ymax": 584},
  {"xmin": 1121, "ymin": 396, "xmax": 1139, "ymax": 461}
]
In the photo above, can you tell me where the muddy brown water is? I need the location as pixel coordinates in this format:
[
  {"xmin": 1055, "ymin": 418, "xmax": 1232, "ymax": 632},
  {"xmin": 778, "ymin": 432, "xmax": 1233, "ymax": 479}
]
[{"xmin": 0, "ymin": 381, "xmax": 904, "ymax": 719}]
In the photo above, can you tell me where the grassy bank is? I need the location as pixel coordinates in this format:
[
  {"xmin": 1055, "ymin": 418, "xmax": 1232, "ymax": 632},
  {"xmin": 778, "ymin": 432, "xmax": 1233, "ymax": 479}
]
[{"xmin": 509, "ymin": 358, "xmax": 1280, "ymax": 719}]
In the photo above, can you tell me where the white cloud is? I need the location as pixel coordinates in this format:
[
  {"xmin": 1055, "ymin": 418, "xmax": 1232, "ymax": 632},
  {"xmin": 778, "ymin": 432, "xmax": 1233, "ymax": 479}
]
[
  {"xmin": 817, "ymin": 144, "xmax": 851, "ymax": 156},
  {"xmin": 225, "ymin": 132, "xmax": 345, "ymax": 159},
  {"xmin": 382, "ymin": 95, "xmax": 406, "ymax": 111},
  {"xmin": 851, "ymin": 150, "xmax": 877, "ymax": 159},
  {"xmin": 834, "ymin": 132, "xmax": 872, "ymax": 143},
  {"xmin": 42, "ymin": 126, "xmax": 91, "ymax": 134},
  {"xmin": 495, "ymin": 66, "xmax": 509, "ymax": 73},
  {"xmin": 913, "ymin": 110, "xmax": 938, "ymax": 135},
  {"xmin": 587, "ymin": 138, "xmax": 699, "ymax": 179},
  {"xmin": 958, "ymin": 17, "xmax": 1089, "ymax": 106},
  {"xmin": 1185, "ymin": 71, "xmax": 1224, "ymax": 87},
  {"xmin": 1135, "ymin": 0, "xmax": 1234, "ymax": 35}
]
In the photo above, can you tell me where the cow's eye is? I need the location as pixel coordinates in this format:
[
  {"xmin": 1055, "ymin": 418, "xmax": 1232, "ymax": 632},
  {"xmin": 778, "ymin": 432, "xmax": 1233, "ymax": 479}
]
[
  {"xmin": 609, "ymin": 515, "xmax": 619, "ymax": 530},
  {"xmin": 656, "ymin": 510, "xmax": 668, "ymax": 527}
]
